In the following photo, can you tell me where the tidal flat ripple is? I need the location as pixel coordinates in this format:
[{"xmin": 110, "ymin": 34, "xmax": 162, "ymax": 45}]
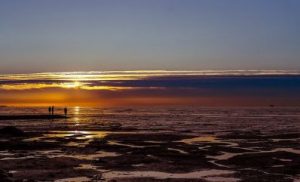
[{"xmin": 0, "ymin": 107, "xmax": 299, "ymax": 182}]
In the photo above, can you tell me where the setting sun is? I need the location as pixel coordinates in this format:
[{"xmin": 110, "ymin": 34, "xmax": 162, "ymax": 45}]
[{"xmin": 63, "ymin": 81, "xmax": 82, "ymax": 89}]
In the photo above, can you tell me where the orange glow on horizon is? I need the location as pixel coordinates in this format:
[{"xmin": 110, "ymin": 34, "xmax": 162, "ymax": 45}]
[{"xmin": 0, "ymin": 71, "xmax": 299, "ymax": 107}]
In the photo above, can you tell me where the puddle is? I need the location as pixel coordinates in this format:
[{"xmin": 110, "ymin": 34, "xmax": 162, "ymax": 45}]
[
  {"xmin": 0, "ymin": 150, "xmax": 14, "ymax": 156},
  {"xmin": 208, "ymin": 147, "xmax": 300, "ymax": 163},
  {"xmin": 23, "ymin": 136, "xmax": 45, "ymax": 142},
  {"xmin": 208, "ymin": 152, "xmax": 238, "ymax": 160},
  {"xmin": 65, "ymin": 141, "xmax": 81, "ymax": 147},
  {"xmin": 45, "ymin": 132, "xmax": 75, "ymax": 138},
  {"xmin": 167, "ymin": 148, "xmax": 188, "ymax": 154},
  {"xmin": 24, "ymin": 131, "xmax": 109, "ymax": 142},
  {"xmin": 75, "ymin": 164, "xmax": 99, "ymax": 171},
  {"xmin": 180, "ymin": 136, "xmax": 217, "ymax": 144},
  {"xmin": 271, "ymin": 148, "xmax": 300, "ymax": 155},
  {"xmin": 209, "ymin": 160, "xmax": 230, "ymax": 168},
  {"xmin": 44, "ymin": 151, "xmax": 120, "ymax": 160},
  {"xmin": 108, "ymin": 141, "xmax": 145, "ymax": 148},
  {"xmin": 272, "ymin": 138, "xmax": 300, "ymax": 142},
  {"xmin": 278, "ymin": 158, "xmax": 292, "ymax": 162},
  {"xmin": 54, "ymin": 176, "xmax": 91, "ymax": 182},
  {"xmin": 9, "ymin": 170, "xmax": 18, "ymax": 174},
  {"xmin": 0, "ymin": 156, "xmax": 36, "ymax": 160},
  {"xmin": 102, "ymin": 169, "xmax": 237, "ymax": 181},
  {"xmin": 205, "ymin": 176, "xmax": 239, "ymax": 182},
  {"xmin": 0, "ymin": 149, "xmax": 119, "ymax": 161},
  {"xmin": 132, "ymin": 163, "xmax": 145, "ymax": 167},
  {"xmin": 145, "ymin": 140, "xmax": 165, "ymax": 144}
]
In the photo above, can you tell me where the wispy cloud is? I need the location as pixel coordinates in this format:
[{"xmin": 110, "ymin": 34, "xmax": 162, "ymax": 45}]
[
  {"xmin": 0, "ymin": 70, "xmax": 299, "ymax": 90},
  {"xmin": 0, "ymin": 70, "xmax": 299, "ymax": 106}
]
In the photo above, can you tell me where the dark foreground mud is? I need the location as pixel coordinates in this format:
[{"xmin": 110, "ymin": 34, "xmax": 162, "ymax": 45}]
[
  {"xmin": 0, "ymin": 127, "xmax": 299, "ymax": 182},
  {"xmin": 0, "ymin": 107, "xmax": 300, "ymax": 181}
]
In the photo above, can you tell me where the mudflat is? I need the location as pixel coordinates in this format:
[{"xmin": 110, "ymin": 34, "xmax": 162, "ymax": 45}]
[{"xmin": 0, "ymin": 107, "xmax": 299, "ymax": 182}]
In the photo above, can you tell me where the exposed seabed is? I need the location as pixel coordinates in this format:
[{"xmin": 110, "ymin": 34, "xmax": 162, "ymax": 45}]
[{"xmin": 0, "ymin": 107, "xmax": 299, "ymax": 182}]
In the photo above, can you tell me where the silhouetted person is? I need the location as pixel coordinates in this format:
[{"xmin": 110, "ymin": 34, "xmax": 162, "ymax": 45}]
[
  {"xmin": 51, "ymin": 106, "xmax": 54, "ymax": 115},
  {"xmin": 48, "ymin": 107, "xmax": 51, "ymax": 115},
  {"xmin": 64, "ymin": 107, "xmax": 68, "ymax": 117}
]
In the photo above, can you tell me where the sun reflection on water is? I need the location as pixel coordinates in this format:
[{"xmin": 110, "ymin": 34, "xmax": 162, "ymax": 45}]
[
  {"xmin": 74, "ymin": 106, "xmax": 80, "ymax": 126},
  {"xmin": 74, "ymin": 106, "xmax": 80, "ymax": 114}
]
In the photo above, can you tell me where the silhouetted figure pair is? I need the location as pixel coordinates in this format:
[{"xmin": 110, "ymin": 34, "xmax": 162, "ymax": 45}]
[
  {"xmin": 48, "ymin": 106, "xmax": 54, "ymax": 115},
  {"xmin": 48, "ymin": 106, "xmax": 67, "ymax": 117}
]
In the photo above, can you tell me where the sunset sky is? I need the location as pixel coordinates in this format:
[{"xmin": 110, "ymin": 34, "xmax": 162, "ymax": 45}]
[
  {"xmin": 0, "ymin": 71, "xmax": 300, "ymax": 106},
  {"xmin": 0, "ymin": 0, "xmax": 300, "ymax": 106}
]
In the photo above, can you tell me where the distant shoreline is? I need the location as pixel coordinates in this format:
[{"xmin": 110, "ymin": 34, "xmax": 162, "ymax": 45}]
[{"xmin": 0, "ymin": 115, "xmax": 68, "ymax": 120}]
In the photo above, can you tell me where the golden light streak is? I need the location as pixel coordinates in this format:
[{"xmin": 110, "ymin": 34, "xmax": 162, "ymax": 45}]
[
  {"xmin": 0, "ymin": 82, "xmax": 85, "ymax": 90},
  {"xmin": 0, "ymin": 83, "xmax": 137, "ymax": 91},
  {"xmin": 1, "ymin": 70, "xmax": 299, "ymax": 91},
  {"xmin": 1, "ymin": 70, "xmax": 299, "ymax": 82},
  {"xmin": 73, "ymin": 106, "xmax": 80, "ymax": 125}
]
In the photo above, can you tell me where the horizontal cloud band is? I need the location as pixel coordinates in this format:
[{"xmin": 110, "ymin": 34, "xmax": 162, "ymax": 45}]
[
  {"xmin": 0, "ymin": 70, "xmax": 300, "ymax": 90},
  {"xmin": 0, "ymin": 70, "xmax": 299, "ymax": 106}
]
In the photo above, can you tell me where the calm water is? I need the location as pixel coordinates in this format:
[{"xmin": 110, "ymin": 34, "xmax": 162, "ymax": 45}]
[{"xmin": 1, "ymin": 106, "xmax": 300, "ymax": 134}]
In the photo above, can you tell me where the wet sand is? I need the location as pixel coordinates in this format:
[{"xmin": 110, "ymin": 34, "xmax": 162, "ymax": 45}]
[{"xmin": 0, "ymin": 107, "xmax": 299, "ymax": 182}]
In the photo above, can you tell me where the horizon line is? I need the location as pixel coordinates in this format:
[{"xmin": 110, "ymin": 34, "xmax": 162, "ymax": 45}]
[{"xmin": 1, "ymin": 69, "xmax": 300, "ymax": 76}]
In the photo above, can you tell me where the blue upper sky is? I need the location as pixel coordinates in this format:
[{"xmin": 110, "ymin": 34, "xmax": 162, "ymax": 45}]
[{"xmin": 0, "ymin": 0, "xmax": 300, "ymax": 73}]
